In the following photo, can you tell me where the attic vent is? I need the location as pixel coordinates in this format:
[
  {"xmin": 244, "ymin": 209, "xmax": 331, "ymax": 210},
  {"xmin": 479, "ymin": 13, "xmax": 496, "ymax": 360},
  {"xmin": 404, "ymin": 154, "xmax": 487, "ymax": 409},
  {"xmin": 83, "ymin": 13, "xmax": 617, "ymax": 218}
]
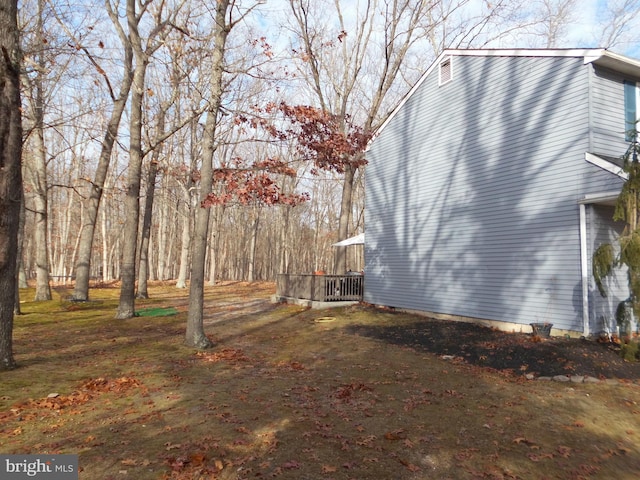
[{"xmin": 439, "ymin": 57, "xmax": 452, "ymax": 85}]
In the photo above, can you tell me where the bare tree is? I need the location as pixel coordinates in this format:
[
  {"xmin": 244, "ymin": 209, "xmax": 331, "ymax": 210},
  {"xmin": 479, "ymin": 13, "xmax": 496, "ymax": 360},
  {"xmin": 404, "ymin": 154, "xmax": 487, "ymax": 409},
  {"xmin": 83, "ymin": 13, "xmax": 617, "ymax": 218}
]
[
  {"xmin": 138, "ymin": 30, "xmax": 195, "ymax": 297},
  {"xmin": 72, "ymin": 0, "xmax": 134, "ymax": 301},
  {"xmin": 0, "ymin": 0, "xmax": 22, "ymax": 370},
  {"xmin": 136, "ymin": 114, "xmax": 164, "ymax": 299},
  {"xmin": 185, "ymin": 0, "xmax": 234, "ymax": 348},
  {"xmin": 21, "ymin": 0, "xmax": 52, "ymax": 300},
  {"xmin": 115, "ymin": 0, "xmax": 172, "ymax": 319},
  {"xmin": 540, "ymin": 0, "xmax": 577, "ymax": 47},
  {"xmin": 597, "ymin": 0, "xmax": 640, "ymax": 51}
]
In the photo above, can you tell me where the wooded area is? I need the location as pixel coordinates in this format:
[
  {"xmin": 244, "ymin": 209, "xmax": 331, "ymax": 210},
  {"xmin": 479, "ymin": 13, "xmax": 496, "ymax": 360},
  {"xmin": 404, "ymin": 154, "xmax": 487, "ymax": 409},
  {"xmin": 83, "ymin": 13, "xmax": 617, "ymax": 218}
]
[{"xmin": 2, "ymin": 0, "xmax": 640, "ymax": 362}]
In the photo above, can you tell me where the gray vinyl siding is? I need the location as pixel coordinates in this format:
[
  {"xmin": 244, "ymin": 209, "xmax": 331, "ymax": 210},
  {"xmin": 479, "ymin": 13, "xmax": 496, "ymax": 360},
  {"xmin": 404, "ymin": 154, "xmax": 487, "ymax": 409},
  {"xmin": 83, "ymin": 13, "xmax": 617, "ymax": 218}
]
[
  {"xmin": 366, "ymin": 55, "xmax": 627, "ymax": 332},
  {"xmin": 591, "ymin": 66, "xmax": 639, "ymax": 158},
  {"xmin": 586, "ymin": 204, "xmax": 628, "ymax": 335}
]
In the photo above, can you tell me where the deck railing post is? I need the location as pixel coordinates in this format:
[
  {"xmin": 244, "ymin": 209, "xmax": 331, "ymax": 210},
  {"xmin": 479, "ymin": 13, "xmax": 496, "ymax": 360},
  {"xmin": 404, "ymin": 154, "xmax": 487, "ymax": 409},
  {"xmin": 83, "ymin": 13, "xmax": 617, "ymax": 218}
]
[{"xmin": 310, "ymin": 274, "xmax": 316, "ymax": 301}]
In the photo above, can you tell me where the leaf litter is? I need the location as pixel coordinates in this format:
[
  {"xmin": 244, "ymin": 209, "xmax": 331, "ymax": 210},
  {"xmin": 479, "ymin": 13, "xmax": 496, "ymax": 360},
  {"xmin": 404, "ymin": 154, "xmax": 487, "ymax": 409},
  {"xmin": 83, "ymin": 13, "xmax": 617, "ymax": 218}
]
[{"xmin": 1, "ymin": 282, "xmax": 639, "ymax": 479}]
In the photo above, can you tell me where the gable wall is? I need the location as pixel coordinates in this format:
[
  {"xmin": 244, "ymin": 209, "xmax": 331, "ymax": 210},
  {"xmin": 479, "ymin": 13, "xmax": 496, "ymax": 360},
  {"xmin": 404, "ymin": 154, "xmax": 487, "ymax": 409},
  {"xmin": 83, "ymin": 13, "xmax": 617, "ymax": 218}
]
[{"xmin": 365, "ymin": 55, "xmax": 625, "ymax": 332}]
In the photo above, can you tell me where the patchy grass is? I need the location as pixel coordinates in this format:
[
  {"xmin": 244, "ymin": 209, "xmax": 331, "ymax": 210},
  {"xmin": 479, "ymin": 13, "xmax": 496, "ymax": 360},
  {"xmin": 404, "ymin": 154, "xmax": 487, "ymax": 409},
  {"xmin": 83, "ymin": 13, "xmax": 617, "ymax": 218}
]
[{"xmin": 1, "ymin": 282, "xmax": 639, "ymax": 479}]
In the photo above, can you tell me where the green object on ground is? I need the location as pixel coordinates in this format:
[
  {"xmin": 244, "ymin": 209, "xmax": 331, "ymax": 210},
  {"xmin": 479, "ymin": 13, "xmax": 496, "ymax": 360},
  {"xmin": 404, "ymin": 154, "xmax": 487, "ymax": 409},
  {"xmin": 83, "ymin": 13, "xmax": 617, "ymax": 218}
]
[{"xmin": 135, "ymin": 306, "xmax": 178, "ymax": 317}]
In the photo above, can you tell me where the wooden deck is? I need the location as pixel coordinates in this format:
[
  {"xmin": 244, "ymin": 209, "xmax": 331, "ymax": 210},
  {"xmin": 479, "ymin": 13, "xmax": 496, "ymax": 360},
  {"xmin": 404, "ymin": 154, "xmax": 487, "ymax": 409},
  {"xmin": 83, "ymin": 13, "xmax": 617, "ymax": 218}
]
[{"xmin": 276, "ymin": 273, "xmax": 363, "ymax": 302}]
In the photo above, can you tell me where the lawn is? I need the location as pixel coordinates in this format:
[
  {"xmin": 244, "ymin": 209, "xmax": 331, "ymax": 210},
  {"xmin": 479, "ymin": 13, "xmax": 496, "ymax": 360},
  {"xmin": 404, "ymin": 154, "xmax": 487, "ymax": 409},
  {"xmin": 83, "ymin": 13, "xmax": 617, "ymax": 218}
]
[{"xmin": 1, "ymin": 282, "xmax": 639, "ymax": 479}]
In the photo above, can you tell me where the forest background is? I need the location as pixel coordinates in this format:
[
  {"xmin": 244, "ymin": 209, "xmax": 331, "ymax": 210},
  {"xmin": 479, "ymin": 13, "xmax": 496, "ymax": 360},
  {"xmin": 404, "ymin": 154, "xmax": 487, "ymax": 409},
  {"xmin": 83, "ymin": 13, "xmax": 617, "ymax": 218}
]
[{"xmin": 7, "ymin": 0, "xmax": 640, "ymax": 349}]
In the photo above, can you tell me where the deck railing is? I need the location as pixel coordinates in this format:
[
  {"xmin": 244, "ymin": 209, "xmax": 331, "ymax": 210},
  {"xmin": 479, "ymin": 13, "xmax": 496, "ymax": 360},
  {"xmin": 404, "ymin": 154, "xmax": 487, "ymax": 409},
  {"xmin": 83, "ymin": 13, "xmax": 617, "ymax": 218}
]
[{"xmin": 276, "ymin": 273, "xmax": 363, "ymax": 302}]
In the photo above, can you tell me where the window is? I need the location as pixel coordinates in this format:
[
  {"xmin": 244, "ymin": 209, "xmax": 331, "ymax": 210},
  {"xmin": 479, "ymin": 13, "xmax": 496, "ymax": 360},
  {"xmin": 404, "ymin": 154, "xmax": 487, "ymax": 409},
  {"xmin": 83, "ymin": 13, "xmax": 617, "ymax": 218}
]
[
  {"xmin": 439, "ymin": 57, "xmax": 452, "ymax": 85},
  {"xmin": 624, "ymin": 80, "xmax": 640, "ymax": 141}
]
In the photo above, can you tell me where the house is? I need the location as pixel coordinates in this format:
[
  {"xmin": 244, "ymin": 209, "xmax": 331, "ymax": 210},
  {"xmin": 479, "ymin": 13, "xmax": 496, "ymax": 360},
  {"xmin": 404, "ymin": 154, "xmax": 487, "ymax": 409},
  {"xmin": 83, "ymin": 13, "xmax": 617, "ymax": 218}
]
[{"xmin": 364, "ymin": 48, "xmax": 640, "ymax": 337}]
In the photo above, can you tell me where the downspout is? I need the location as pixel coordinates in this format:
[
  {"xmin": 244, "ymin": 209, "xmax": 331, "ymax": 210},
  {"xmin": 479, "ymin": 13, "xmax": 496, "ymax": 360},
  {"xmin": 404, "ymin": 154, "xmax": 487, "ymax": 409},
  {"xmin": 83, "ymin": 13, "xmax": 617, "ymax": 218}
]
[
  {"xmin": 579, "ymin": 62, "xmax": 595, "ymax": 337},
  {"xmin": 579, "ymin": 203, "xmax": 590, "ymax": 337}
]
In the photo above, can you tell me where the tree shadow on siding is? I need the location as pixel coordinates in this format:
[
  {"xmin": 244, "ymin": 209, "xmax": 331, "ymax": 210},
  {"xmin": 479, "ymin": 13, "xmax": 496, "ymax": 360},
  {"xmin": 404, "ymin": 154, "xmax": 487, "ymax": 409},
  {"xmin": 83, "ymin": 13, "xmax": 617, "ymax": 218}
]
[{"xmin": 366, "ymin": 55, "xmax": 593, "ymax": 331}]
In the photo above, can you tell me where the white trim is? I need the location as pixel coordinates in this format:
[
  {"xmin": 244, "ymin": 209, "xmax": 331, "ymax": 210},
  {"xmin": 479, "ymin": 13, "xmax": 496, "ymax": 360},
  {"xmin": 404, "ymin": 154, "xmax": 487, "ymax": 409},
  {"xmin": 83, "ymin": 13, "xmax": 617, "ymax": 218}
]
[
  {"xmin": 636, "ymin": 80, "xmax": 640, "ymax": 130},
  {"xmin": 579, "ymin": 203, "xmax": 590, "ymax": 337},
  {"xmin": 443, "ymin": 48, "xmax": 604, "ymax": 59},
  {"xmin": 586, "ymin": 49, "xmax": 640, "ymax": 77},
  {"xmin": 584, "ymin": 152, "xmax": 628, "ymax": 179},
  {"xmin": 578, "ymin": 191, "xmax": 621, "ymax": 205},
  {"xmin": 332, "ymin": 233, "xmax": 365, "ymax": 247},
  {"xmin": 584, "ymin": 51, "xmax": 606, "ymax": 64}
]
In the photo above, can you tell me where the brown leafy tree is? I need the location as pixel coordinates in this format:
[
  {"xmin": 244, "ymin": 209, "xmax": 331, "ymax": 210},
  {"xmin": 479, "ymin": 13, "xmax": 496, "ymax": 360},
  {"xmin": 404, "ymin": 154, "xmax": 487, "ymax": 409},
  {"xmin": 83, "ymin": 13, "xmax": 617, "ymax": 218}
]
[
  {"xmin": 185, "ymin": 0, "xmax": 312, "ymax": 348},
  {"xmin": 0, "ymin": 0, "xmax": 22, "ymax": 370}
]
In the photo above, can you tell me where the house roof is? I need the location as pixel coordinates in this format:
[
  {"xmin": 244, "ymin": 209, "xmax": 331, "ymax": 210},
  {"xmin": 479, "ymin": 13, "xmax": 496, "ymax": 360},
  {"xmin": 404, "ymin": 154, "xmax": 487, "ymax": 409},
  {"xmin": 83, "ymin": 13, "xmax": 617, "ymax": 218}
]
[{"xmin": 369, "ymin": 48, "xmax": 640, "ymax": 146}]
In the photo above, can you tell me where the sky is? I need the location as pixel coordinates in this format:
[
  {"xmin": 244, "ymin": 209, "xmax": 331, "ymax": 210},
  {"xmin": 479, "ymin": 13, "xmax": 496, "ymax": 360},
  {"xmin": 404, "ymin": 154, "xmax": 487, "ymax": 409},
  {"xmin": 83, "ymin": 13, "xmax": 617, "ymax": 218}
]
[
  {"xmin": 254, "ymin": 0, "xmax": 640, "ymax": 59},
  {"xmin": 531, "ymin": 0, "xmax": 640, "ymax": 57}
]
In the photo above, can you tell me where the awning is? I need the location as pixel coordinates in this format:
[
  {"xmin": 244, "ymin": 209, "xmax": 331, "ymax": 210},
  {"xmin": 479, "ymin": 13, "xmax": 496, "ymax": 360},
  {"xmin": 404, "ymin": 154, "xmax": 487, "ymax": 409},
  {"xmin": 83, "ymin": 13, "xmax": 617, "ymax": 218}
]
[{"xmin": 332, "ymin": 233, "xmax": 365, "ymax": 247}]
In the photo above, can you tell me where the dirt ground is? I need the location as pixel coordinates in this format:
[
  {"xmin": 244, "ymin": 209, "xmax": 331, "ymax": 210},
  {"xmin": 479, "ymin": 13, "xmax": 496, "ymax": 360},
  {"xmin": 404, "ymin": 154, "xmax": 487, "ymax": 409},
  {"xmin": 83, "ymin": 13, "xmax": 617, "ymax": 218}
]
[{"xmin": 347, "ymin": 308, "xmax": 640, "ymax": 380}]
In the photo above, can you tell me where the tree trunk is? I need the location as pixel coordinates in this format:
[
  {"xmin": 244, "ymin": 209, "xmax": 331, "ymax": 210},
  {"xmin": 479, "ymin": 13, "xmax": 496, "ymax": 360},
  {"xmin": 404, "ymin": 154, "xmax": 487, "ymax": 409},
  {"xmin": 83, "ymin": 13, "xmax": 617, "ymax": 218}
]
[
  {"xmin": 157, "ymin": 186, "xmax": 169, "ymax": 280},
  {"xmin": 54, "ymin": 167, "xmax": 75, "ymax": 282},
  {"xmin": 279, "ymin": 205, "xmax": 290, "ymax": 274},
  {"xmin": 29, "ymin": 0, "xmax": 51, "ymax": 300},
  {"xmin": 207, "ymin": 205, "xmax": 224, "ymax": 285},
  {"xmin": 137, "ymin": 102, "xmax": 167, "ymax": 297},
  {"xmin": 185, "ymin": 0, "xmax": 230, "ymax": 349},
  {"xmin": 116, "ymin": 13, "xmax": 148, "ymax": 319},
  {"xmin": 177, "ymin": 118, "xmax": 197, "ymax": 289},
  {"xmin": 333, "ymin": 163, "xmax": 355, "ymax": 274},
  {"xmin": 175, "ymin": 205, "xmax": 192, "ymax": 289},
  {"xmin": 16, "ymin": 185, "xmax": 26, "ymax": 290},
  {"xmin": 14, "ymin": 188, "xmax": 24, "ymax": 315},
  {"xmin": 30, "ymin": 125, "xmax": 51, "ymax": 300},
  {"xmin": 137, "ymin": 157, "xmax": 159, "ymax": 298},
  {"xmin": 73, "ymin": 113, "xmax": 131, "ymax": 299},
  {"xmin": 0, "ymin": 0, "xmax": 22, "ymax": 370},
  {"xmin": 148, "ymin": 230, "xmax": 156, "ymax": 281},
  {"xmin": 73, "ymin": 7, "xmax": 133, "ymax": 301},
  {"xmin": 208, "ymin": 232, "xmax": 217, "ymax": 285},
  {"xmin": 100, "ymin": 204, "xmax": 109, "ymax": 281},
  {"xmin": 247, "ymin": 210, "xmax": 259, "ymax": 282}
]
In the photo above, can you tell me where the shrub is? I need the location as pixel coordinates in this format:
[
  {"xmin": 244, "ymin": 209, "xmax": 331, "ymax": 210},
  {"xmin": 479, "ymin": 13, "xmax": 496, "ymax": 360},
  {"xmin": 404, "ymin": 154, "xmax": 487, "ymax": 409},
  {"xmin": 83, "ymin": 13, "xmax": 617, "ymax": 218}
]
[{"xmin": 620, "ymin": 339, "xmax": 640, "ymax": 362}]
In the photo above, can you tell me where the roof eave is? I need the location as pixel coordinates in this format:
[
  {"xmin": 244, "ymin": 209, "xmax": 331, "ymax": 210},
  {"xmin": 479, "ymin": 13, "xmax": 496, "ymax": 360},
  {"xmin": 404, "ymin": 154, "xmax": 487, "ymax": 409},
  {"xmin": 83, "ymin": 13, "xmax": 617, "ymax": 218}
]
[{"xmin": 586, "ymin": 49, "xmax": 640, "ymax": 78}]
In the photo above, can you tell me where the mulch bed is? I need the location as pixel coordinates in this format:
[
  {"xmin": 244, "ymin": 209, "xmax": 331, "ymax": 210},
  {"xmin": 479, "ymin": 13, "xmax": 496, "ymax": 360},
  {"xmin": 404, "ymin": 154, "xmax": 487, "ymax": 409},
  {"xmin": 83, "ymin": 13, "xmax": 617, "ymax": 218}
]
[{"xmin": 348, "ymin": 317, "xmax": 640, "ymax": 380}]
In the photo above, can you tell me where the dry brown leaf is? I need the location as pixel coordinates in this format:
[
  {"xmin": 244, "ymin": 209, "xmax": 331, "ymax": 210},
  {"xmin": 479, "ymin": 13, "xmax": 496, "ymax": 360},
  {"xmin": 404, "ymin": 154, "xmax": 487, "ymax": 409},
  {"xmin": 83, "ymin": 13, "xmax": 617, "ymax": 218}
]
[{"xmin": 513, "ymin": 437, "xmax": 537, "ymax": 447}]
